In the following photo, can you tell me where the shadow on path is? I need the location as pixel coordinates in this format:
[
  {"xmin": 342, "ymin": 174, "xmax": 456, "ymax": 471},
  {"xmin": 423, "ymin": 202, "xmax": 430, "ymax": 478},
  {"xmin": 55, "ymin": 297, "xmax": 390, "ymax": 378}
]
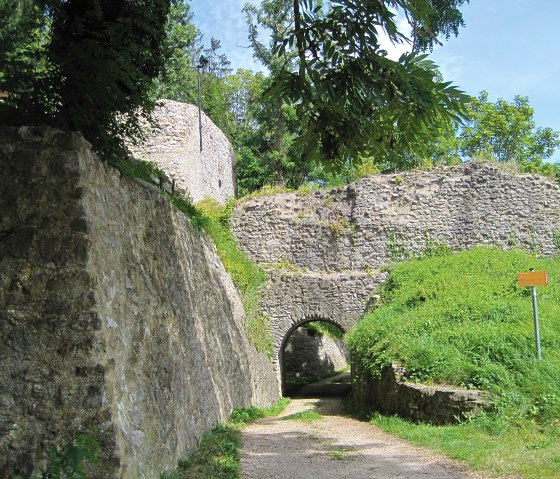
[{"xmin": 288, "ymin": 371, "xmax": 352, "ymax": 399}]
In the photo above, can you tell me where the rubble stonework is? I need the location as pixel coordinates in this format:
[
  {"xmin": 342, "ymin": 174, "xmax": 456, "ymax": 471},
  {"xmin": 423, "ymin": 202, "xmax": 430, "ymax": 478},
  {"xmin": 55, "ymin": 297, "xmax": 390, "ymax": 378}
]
[
  {"xmin": 128, "ymin": 99, "xmax": 235, "ymax": 203},
  {"xmin": 231, "ymin": 162, "xmax": 560, "ymax": 418},
  {"xmin": 232, "ymin": 162, "xmax": 560, "ymax": 272},
  {"xmin": 0, "ymin": 126, "xmax": 276, "ymax": 479}
]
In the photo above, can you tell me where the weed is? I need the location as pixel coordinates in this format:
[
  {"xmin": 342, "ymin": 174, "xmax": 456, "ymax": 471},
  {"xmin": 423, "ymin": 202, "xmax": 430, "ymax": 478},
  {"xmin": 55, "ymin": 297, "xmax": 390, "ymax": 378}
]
[
  {"xmin": 553, "ymin": 228, "xmax": 560, "ymax": 255},
  {"xmin": 422, "ymin": 231, "xmax": 451, "ymax": 258},
  {"xmin": 196, "ymin": 199, "xmax": 273, "ymax": 357},
  {"xmin": 324, "ymin": 219, "xmax": 351, "ymax": 238},
  {"xmin": 283, "ymin": 410, "xmax": 322, "ymax": 422},
  {"xmin": 386, "ymin": 229, "xmax": 410, "ymax": 261},
  {"xmin": 529, "ymin": 225, "xmax": 540, "ymax": 254},
  {"xmin": 326, "ymin": 447, "xmax": 353, "ymax": 461},
  {"xmin": 241, "ymin": 184, "xmax": 293, "ymax": 200},
  {"xmin": 32, "ymin": 430, "xmax": 101, "ymax": 479},
  {"xmin": 264, "ymin": 260, "xmax": 303, "ymax": 274},
  {"xmin": 162, "ymin": 399, "xmax": 290, "ymax": 479},
  {"xmin": 109, "ymin": 156, "xmax": 164, "ymax": 184},
  {"xmin": 303, "ymin": 321, "xmax": 344, "ymax": 339},
  {"xmin": 507, "ymin": 233, "xmax": 518, "ymax": 247}
]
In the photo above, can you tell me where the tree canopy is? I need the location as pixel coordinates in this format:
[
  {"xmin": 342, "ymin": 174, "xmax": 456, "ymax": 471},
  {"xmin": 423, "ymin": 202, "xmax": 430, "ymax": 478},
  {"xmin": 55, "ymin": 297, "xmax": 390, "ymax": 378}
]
[
  {"xmin": 1, "ymin": 0, "xmax": 173, "ymax": 159},
  {"xmin": 459, "ymin": 91, "xmax": 560, "ymax": 165},
  {"xmin": 262, "ymin": 0, "xmax": 470, "ymax": 168}
]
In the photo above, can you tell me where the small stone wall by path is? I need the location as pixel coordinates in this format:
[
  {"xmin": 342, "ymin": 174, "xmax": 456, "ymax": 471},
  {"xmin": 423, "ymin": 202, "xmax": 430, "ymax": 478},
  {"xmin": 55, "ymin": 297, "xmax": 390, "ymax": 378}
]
[{"xmin": 352, "ymin": 364, "xmax": 488, "ymax": 425}]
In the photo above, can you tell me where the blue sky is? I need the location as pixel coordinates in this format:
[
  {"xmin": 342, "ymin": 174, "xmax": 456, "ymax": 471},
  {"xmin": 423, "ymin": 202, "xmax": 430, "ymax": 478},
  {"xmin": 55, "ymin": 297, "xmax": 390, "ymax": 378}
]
[{"xmin": 189, "ymin": 0, "xmax": 560, "ymax": 160}]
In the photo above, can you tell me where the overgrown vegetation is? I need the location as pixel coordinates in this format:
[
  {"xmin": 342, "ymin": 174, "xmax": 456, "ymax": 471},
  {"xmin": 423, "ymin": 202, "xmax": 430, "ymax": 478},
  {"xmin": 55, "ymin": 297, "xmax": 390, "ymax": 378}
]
[
  {"xmin": 346, "ymin": 247, "xmax": 560, "ymax": 478},
  {"xmin": 304, "ymin": 321, "xmax": 344, "ymax": 340},
  {"xmin": 161, "ymin": 398, "xmax": 290, "ymax": 479},
  {"xmin": 196, "ymin": 198, "xmax": 273, "ymax": 357},
  {"xmin": 282, "ymin": 410, "xmax": 322, "ymax": 422},
  {"xmin": 31, "ymin": 430, "xmax": 101, "ymax": 479},
  {"xmin": 0, "ymin": 0, "xmax": 173, "ymax": 161}
]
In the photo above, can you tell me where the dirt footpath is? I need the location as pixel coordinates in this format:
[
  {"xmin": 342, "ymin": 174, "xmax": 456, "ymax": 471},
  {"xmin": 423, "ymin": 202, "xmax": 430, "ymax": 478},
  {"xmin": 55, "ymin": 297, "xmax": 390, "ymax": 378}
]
[{"xmin": 240, "ymin": 374, "xmax": 488, "ymax": 479}]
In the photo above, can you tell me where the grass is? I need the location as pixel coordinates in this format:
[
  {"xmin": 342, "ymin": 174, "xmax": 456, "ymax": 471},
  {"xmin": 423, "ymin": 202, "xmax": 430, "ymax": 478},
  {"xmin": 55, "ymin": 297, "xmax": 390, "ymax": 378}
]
[
  {"xmin": 109, "ymin": 156, "xmax": 165, "ymax": 185},
  {"xmin": 303, "ymin": 320, "xmax": 344, "ymax": 340},
  {"xmin": 283, "ymin": 410, "xmax": 322, "ymax": 422},
  {"xmin": 369, "ymin": 414, "xmax": 560, "ymax": 478},
  {"xmin": 196, "ymin": 198, "xmax": 273, "ymax": 358},
  {"xmin": 31, "ymin": 429, "xmax": 101, "ymax": 479},
  {"xmin": 161, "ymin": 398, "xmax": 290, "ymax": 479},
  {"xmin": 346, "ymin": 247, "xmax": 560, "ymax": 478},
  {"xmin": 326, "ymin": 447, "xmax": 354, "ymax": 461}
]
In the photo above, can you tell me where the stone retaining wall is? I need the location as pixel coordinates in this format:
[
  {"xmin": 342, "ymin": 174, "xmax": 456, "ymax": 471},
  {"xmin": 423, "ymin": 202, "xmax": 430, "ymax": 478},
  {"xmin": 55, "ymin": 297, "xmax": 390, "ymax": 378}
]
[
  {"xmin": 0, "ymin": 126, "xmax": 277, "ymax": 479},
  {"xmin": 352, "ymin": 364, "xmax": 488, "ymax": 425}
]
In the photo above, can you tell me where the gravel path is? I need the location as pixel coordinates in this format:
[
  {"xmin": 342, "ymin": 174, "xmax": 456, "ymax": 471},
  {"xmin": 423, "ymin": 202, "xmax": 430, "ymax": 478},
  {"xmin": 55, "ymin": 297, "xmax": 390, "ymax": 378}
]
[{"xmin": 241, "ymin": 373, "xmax": 488, "ymax": 479}]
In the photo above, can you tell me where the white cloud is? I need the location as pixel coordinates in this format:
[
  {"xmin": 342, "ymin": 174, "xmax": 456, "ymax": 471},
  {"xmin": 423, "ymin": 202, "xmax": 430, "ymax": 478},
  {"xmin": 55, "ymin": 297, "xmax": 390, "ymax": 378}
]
[{"xmin": 376, "ymin": 15, "xmax": 412, "ymax": 60}]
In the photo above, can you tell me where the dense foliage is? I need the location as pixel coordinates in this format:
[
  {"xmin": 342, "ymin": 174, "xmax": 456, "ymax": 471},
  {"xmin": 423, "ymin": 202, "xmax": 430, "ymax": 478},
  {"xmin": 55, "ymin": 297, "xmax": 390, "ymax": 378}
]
[
  {"xmin": 2, "ymin": 1, "xmax": 558, "ymax": 192},
  {"xmin": 0, "ymin": 0, "xmax": 173, "ymax": 160},
  {"xmin": 459, "ymin": 91, "xmax": 560, "ymax": 164},
  {"xmin": 265, "ymin": 0, "xmax": 470, "ymax": 167},
  {"xmin": 348, "ymin": 249, "xmax": 560, "ymax": 479}
]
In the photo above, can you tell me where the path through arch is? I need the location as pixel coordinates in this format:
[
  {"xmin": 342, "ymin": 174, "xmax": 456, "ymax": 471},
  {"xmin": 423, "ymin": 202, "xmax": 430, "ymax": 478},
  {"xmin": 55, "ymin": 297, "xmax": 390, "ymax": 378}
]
[{"xmin": 279, "ymin": 318, "xmax": 348, "ymax": 396}]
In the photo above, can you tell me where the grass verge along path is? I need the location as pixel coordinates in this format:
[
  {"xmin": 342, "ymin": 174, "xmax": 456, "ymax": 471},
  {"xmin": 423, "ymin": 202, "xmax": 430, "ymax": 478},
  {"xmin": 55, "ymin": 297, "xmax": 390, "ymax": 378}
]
[{"xmin": 160, "ymin": 398, "xmax": 290, "ymax": 479}]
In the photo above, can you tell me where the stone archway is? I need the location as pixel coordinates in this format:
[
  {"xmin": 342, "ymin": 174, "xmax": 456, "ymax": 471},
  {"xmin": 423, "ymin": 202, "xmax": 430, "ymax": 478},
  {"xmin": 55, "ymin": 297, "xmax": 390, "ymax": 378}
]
[
  {"xmin": 257, "ymin": 271, "xmax": 386, "ymax": 395},
  {"xmin": 277, "ymin": 317, "xmax": 347, "ymax": 396}
]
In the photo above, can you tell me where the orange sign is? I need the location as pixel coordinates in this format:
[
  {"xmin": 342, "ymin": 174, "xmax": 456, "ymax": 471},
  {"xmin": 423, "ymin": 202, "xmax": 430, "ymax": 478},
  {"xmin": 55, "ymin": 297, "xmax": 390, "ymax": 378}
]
[{"xmin": 518, "ymin": 270, "xmax": 549, "ymax": 287}]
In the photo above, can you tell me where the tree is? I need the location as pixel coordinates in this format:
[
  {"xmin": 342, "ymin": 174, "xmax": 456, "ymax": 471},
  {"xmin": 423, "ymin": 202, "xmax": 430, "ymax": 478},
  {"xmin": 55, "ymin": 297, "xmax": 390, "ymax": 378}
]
[
  {"xmin": 153, "ymin": 0, "xmax": 199, "ymax": 103},
  {"xmin": 0, "ymin": 0, "xmax": 54, "ymax": 123},
  {"xmin": 1, "ymin": 0, "xmax": 174, "ymax": 160},
  {"xmin": 459, "ymin": 91, "xmax": 560, "ymax": 164},
  {"xmin": 226, "ymin": 69, "xmax": 306, "ymax": 196},
  {"xmin": 265, "ymin": 0, "xmax": 470, "ymax": 168}
]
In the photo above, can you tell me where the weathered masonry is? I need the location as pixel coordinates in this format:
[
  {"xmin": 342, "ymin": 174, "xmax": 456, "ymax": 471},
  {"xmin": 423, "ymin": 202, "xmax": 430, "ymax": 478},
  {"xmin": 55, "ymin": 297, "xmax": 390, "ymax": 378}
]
[
  {"xmin": 0, "ymin": 127, "xmax": 277, "ymax": 479},
  {"xmin": 231, "ymin": 163, "xmax": 560, "ymax": 385}
]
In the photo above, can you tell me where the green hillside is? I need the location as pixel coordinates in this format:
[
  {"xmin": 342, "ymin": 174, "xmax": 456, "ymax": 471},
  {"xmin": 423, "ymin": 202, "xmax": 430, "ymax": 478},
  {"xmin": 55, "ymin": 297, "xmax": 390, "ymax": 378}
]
[{"xmin": 347, "ymin": 248, "xmax": 560, "ymax": 478}]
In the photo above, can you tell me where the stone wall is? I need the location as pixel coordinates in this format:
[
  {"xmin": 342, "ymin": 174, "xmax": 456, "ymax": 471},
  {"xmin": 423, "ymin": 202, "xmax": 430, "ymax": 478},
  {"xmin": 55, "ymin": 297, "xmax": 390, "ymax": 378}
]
[
  {"xmin": 231, "ymin": 162, "xmax": 560, "ymax": 401},
  {"xmin": 232, "ymin": 163, "xmax": 560, "ymax": 272},
  {"xmin": 263, "ymin": 271, "xmax": 386, "ymax": 356},
  {"xmin": 0, "ymin": 126, "xmax": 278, "ymax": 479},
  {"xmin": 128, "ymin": 100, "xmax": 235, "ymax": 203},
  {"xmin": 284, "ymin": 328, "xmax": 348, "ymax": 380},
  {"xmin": 352, "ymin": 364, "xmax": 488, "ymax": 425}
]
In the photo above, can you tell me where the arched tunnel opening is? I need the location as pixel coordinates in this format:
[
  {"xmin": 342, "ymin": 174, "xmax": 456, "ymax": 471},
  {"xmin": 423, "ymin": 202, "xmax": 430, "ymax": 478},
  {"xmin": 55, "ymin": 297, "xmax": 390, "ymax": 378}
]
[{"xmin": 279, "ymin": 319, "xmax": 351, "ymax": 398}]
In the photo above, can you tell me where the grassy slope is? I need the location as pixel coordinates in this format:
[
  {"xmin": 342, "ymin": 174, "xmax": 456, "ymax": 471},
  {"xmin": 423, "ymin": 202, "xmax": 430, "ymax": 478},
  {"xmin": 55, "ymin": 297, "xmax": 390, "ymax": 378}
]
[{"xmin": 346, "ymin": 248, "xmax": 560, "ymax": 478}]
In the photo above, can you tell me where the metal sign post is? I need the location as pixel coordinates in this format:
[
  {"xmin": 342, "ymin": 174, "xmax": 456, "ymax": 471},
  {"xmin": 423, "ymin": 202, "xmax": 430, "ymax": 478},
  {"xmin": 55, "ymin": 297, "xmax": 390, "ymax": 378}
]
[
  {"xmin": 518, "ymin": 269, "xmax": 548, "ymax": 360},
  {"xmin": 531, "ymin": 285, "xmax": 542, "ymax": 360}
]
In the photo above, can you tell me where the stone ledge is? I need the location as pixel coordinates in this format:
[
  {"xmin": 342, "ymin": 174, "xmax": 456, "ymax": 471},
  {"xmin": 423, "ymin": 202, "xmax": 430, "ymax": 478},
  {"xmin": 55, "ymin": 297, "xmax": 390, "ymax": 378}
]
[{"xmin": 352, "ymin": 363, "xmax": 489, "ymax": 425}]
